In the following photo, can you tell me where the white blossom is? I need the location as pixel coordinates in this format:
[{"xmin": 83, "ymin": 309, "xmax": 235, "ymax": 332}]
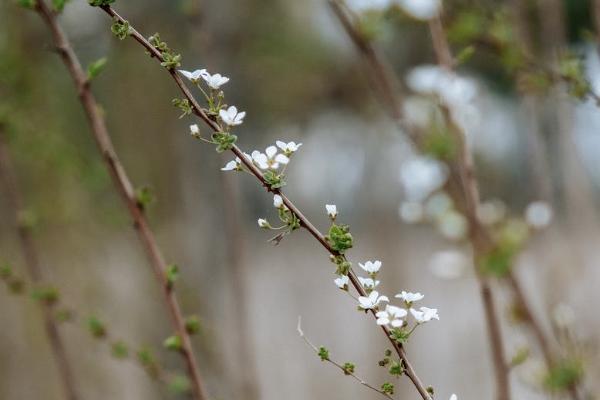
[
  {"xmin": 410, "ymin": 306, "xmax": 439, "ymax": 323},
  {"xmin": 326, "ymin": 204, "xmax": 338, "ymax": 219},
  {"xmin": 334, "ymin": 275, "xmax": 349, "ymax": 289},
  {"xmin": 202, "ymin": 72, "xmax": 229, "ymax": 89},
  {"xmin": 358, "ymin": 260, "xmax": 382, "ymax": 275},
  {"xmin": 358, "ymin": 276, "xmax": 380, "ymax": 289},
  {"xmin": 525, "ymin": 201, "xmax": 553, "ymax": 229},
  {"xmin": 221, "ymin": 157, "xmax": 241, "ymax": 171},
  {"xmin": 179, "ymin": 69, "xmax": 208, "ymax": 83},
  {"xmin": 450, "ymin": 395, "xmax": 458, "ymax": 400},
  {"xmin": 219, "ymin": 106, "xmax": 246, "ymax": 126},
  {"xmin": 358, "ymin": 290, "xmax": 389, "ymax": 309},
  {"xmin": 395, "ymin": 291, "xmax": 424, "ymax": 303},
  {"xmin": 398, "ymin": 0, "xmax": 441, "ymax": 20},
  {"xmin": 189, "ymin": 124, "xmax": 201, "ymax": 137},
  {"xmin": 252, "ymin": 147, "xmax": 289, "ymax": 170},
  {"xmin": 257, "ymin": 218, "xmax": 269, "ymax": 228},
  {"xmin": 437, "ymin": 210, "xmax": 468, "ymax": 240},
  {"xmin": 400, "ymin": 156, "xmax": 448, "ymax": 202},
  {"xmin": 276, "ymin": 140, "xmax": 302, "ymax": 155},
  {"xmin": 273, "ymin": 194, "xmax": 284, "ymax": 209},
  {"xmin": 399, "ymin": 201, "xmax": 423, "ymax": 224},
  {"xmin": 376, "ymin": 305, "xmax": 408, "ymax": 328}
]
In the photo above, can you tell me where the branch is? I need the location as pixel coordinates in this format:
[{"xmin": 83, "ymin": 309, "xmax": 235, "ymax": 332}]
[
  {"xmin": 96, "ymin": 4, "xmax": 433, "ymax": 400},
  {"xmin": 31, "ymin": 2, "xmax": 209, "ymax": 399},
  {"xmin": 0, "ymin": 124, "xmax": 80, "ymax": 400}
]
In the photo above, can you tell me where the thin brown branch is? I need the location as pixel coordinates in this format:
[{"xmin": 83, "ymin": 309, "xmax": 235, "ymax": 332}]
[
  {"xmin": 31, "ymin": 2, "xmax": 209, "ymax": 399},
  {"xmin": 98, "ymin": 5, "xmax": 433, "ymax": 400},
  {"xmin": 0, "ymin": 124, "xmax": 80, "ymax": 400}
]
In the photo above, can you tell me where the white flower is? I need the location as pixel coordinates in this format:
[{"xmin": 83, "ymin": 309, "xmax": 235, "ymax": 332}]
[
  {"xmin": 252, "ymin": 147, "xmax": 289, "ymax": 170},
  {"xmin": 410, "ymin": 306, "xmax": 439, "ymax": 323},
  {"xmin": 189, "ymin": 124, "xmax": 200, "ymax": 137},
  {"xmin": 398, "ymin": 0, "xmax": 442, "ymax": 20},
  {"xmin": 395, "ymin": 291, "xmax": 424, "ymax": 303},
  {"xmin": 221, "ymin": 158, "xmax": 241, "ymax": 171},
  {"xmin": 179, "ymin": 69, "xmax": 208, "ymax": 83},
  {"xmin": 376, "ymin": 305, "xmax": 408, "ymax": 328},
  {"xmin": 202, "ymin": 72, "xmax": 229, "ymax": 89},
  {"xmin": 219, "ymin": 106, "xmax": 246, "ymax": 126},
  {"xmin": 437, "ymin": 210, "xmax": 468, "ymax": 240},
  {"xmin": 325, "ymin": 204, "xmax": 338, "ymax": 219},
  {"xmin": 399, "ymin": 201, "xmax": 423, "ymax": 224},
  {"xmin": 358, "ymin": 290, "xmax": 389, "ymax": 309},
  {"xmin": 334, "ymin": 275, "xmax": 349, "ymax": 289},
  {"xmin": 400, "ymin": 156, "xmax": 448, "ymax": 202},
  {"xmin": 273, "ymin": 194, "xmax": 284, "ymax": 209},
  {"xmin": 257, "ymin": 218, "xmax": 270, "ymax": 228},
  {"xmin": 358, "ymin": 276, "xmax": 380, "ymax": 289},
  {"xmin": 276, "ymin": 140, "xmax": 302, "ymax": 155},
  {"xmin": 346, "ymin": 0, "xmax": 394, "ymax": 13},
  {"xmin": 525, "ymin": 201, "xmax": 553, "ymax": 229},
  {"xmin": 450, "ymin": 395, "xmax": 458, "ymax": 400},
  {"xmin": 358, "ymin": 260, "xmax": 382, "ymax": 275}
]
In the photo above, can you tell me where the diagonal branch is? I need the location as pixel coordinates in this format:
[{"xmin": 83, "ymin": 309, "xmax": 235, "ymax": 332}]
[
  {"xmin": 97, "ymin": 4, "xmax": 433, "ymax": 400},
  {"xmin": 0, "ymin": 124, "xmax": 80, "ymax": 400},
  {"xmin": 31, "ymin": 2, "xmax": 209, "ymax": 399}
]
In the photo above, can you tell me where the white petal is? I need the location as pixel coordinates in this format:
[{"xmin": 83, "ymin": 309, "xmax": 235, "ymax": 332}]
[
  {"xmin": 265, "ymin": 146, "xmax": 278, "ymax": 158},
  {"xmin": 274, "ymin": 154, "xmax": 289, "ymax": 164},
  {"xmin": 276, "ymin": 140, "xmax": 287, "ymax": 150}
]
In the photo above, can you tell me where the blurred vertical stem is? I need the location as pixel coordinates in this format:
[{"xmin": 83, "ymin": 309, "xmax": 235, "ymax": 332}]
[
  {"xmin": 0, "ymin": 124, "xmax": 80, "ymax": 400},
  {"xmin": 30, "ymin": 1, "xmax": 209, "ymax": 399},
  {"xmin": 96, "ymin": 5, "xmax": 434, "ymax": 399},
  {"xmin": 186, "ymin": 1, "xmax": 260, "ymax": 398}
]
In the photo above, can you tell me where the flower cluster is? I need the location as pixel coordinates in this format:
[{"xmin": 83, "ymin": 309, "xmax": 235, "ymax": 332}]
[{"xmin": 256, "ymin": 194, "xmax": 301, "ymax": 244}]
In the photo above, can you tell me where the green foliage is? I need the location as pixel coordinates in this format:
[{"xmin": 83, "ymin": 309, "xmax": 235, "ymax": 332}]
[
  {"xmin": 163, "ymin": 335, "xmax": 183, "ymax": 352},
  {"xmin": 87, "ymin": 316, "xmax": 107, "ymax": 338},
  {"xmin": 31, "ymin": 286, "xmax": 60, "ymax": 305},
  {"xmin": 88, "ymin": 0, "xmax": 115, "ymax": 6},
  {"xmin": 447, "ymin": 10, "xmax": 485, "ymax": 44},
  {"xmin": 137, "ymin": 347, "xmax": 160, "ymax": 378},
  {"xmin": 0, "ymin": 264, "xmax": 12, "ymax": 280},
  {"xmin": 55, "ymin": 308, "xmax": 74, "ymax": 322},
  {"xmin": 342, "ymin": 362, "xmax": 355, "ymax": 375},
  {"xmin": 165, "ymin": 264, "xmax": 179, "ymax": 289},
  {"xmin": 544, "ymin": 359, "xmax": 584, "ymax": 392},
  {"xmin": 426, "ymin": 386, "xmax": 435, "ymax": 395},
  {"xmin": 135, "ymin": 185, "xmax": 155, "ymax": 210},
  {"xmin": 326, "ymin": 224, "xmax": 353, "ymax": 254},
  {"xmin": 263, "ymin": 170, "xmax": 286, "ymax": 189},
  {"xmin": 381, "ymin": 382, "xmax": 394, "ymax": 395},
  {"xmin": 422, "ymin": 128, "xmax": 457, "ymax": 161},
  {"xmin": 185, "ymin": 315, "xmax": 201, "ymax": 335},
  {"xmin": 111, "ymin": 19, "xmax": 131, "ymax": 40},
  {"xmin": 111, "ymin": 341, "xmax": 129, "ymax": 359},
  {"xmin": 559, "ymin": 54, "xmax": 591, "ymax": 100},
  {"xmin": 168, "ymin": 374, "xmax": 191, "ymax": 394},
  {"xmin": 52, "ymin": 0, "xmax": 71, "ymax": 12},
  {"xmin": 17, "ymin": 0, "xmax": 35, "ymax": 9},
  {"xmin": 86, "ymin": 57, "xmax": 108, "ymax": 81},
  {"xmin": 211, "ymin": 132, "xmax": 237, "ymax": 153},
  {"xmin": 455, "ymin": 46, "xmax": 475, "ymax": 66},
  {"xmin": 509, "ymin": 347, "xmax": 530, "ymax": 367},
  {"xmin": 331, "ymin": 255, "xmax": 351, "ymax": 276},
  {"xmin": 172, "ymin": 98, "xmax": 193, "ymax": 119},
  {"xmin": 389, "ymin": 327, "xmax": 410, "ymax": 344},
  {"xmin": 481, "ymin": 219, "xmax": 528, "ymax": 277},
  {"xmin": 480, "ymin": 245, "xmax": 515, "ymax": 277},
  {"xmin": 388, "ymin": 360, "xmax": 404, "ymax": 376},
  {"xmin": 160, "ymin": 52, "xmax": 182, "ymax": 70},
  {"xmin": 318, "ymin": 346, "xmax": 329, "ymax": 361}
]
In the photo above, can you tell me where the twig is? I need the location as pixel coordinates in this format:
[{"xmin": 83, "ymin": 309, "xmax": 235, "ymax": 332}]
[
  {"xmin": 97, "ymin": 5, "xmax": 433, "ymax": 400},
  {"xmin": 297, "ymin": 317, "xmax": 394, "ymax": 400},
  {"xmin": 0, "ymin": 124, "xmax": 80, "ymax": 400},
  {"xmin": 31, "ymin": 2, "xmax": 209, "ymax": 399}
]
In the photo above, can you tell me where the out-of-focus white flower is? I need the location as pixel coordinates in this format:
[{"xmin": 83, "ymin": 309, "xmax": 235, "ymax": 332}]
[
  {"xmin": 525, "ymin": 201, "xmax": 553, "ymax": 229},
  {"xmin": 428, "ymin": 250, "xmax": 469, "ymax": 280},
  {"xmin": 398, "ymin": 0, "xmax": 441, "ymax": 20},
  {"xmin": 552, "ymin": 303, "xmax": 575, "ymax": 328},
  {"xmin": 399, "ymin": 201, "xmax": 423, "ymax": 224},
  {"xmin": 450, "ymin": 395, "xmax": 458, "ymax": 400},
  {"xmin": 334, "ymin": 275, "xmax": 349, "ymax": 289},
  {"xmin": 400, "ymin": 156, "xmax": 448, "ymax": 202},
  {"xmin": 437, "ymin": 210, "xmax": 468, "ymax": 240},
  {"xmin": 221, "ymin": 157, "xmax": 242, "ymax": 171},
  {"xmin": 358, "ymin": 276, "xmax": 380, "ymax": 289},
  {"xmin": 190, "ymin": 124, "xmax": 201, "ymax": 137},
  {"xmin": 179, "ymin": 69, "xmax": 208, "ymax": 83},
  {"xmin": 376, "ymin": 305, "xmax": 408, "ymax": 327},
  {"xmin": 257, "ymin": 218, "xmax": 270, "ymax": 228},
  {"xmin": 202, "ymin": 72, "xmax": 229, "ymax": 89},
  {"xmin": 478, "ymin": 199, "xmax": 507, "ymax": 226},
  {"xmin": 273, "ymin": 194, "xmax": 284, "ymax": 209},
  {"xmin": 358, "ymin": 291, "xmax": 389, "ymax": 309},
  {"xmin": 424, "ymin": 192, "xmax": 453, "ymax": 219},
  {"xmin": 395, "ymin": 291, "xmax": 424, "ymax": 303},
  {"xmin": 326, "ymin": 204, "xmax": 338, "ymax": 219},
  {"xmin": 219, "ymin": 106, "xmax": 246, "ymax": 126},
  {"xmin": 359, "ymin": 260, "xmax": 382, "ymax": 275},
  {"xmin": 346, "ymin": 0, "xmax": 394, "ymax": 13},
  {"xmin": 410, "ymin": 306, "xmax": 439, "ymax": 323},
  {"xmin": 276, "ymin": 140, "xmax": 302, "ymax": 155}
]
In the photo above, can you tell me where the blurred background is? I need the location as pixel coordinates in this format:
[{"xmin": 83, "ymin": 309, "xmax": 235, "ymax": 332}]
[{"xmin": 1, "ymin": 0, "xmax": 599, "ymax": 399}]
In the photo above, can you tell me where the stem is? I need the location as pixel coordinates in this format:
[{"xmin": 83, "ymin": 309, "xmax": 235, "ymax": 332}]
[
  {"xmin": 0, "ymin": 125, "xmax": 80, "ymax": 400},
  {"xmin": 32, "ymin": 2, "xmax": 208, "ymax": 399},
  {"xmin": 97, "ymin": 5, "xmax": 433, "ymax": 400}
]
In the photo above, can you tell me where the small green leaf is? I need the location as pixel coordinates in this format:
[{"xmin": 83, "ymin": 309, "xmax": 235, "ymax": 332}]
[
  {"xmin": 111, "ymin": 341, "xmax": 129, "ymax": 359},
  {"xmin": 87, "ymin": 316, "xmax": 107, "ymax": 338},
  {"xmin": 326, "ymin": 224, "xmax": 353, "ymax": 254},
  {"xmin": 31, "ymin": 286, "xmax": 60, "ymax": 305},
  {"xmin": 544, "ymin": 359, "xmax": 584, "ymax": 392},
  {"xmin": 388, "ymin": 360, "xmax": 404, "ymax": 376},
  {"xmin": 88, "ymin": 0, "xmax": 115, "ymax": 6},
  {"xmin": 168, "ymin": 374, "xmax": 191, "ymax": 394},
  {"xmin": 163, "ymin": 335, "xmax": 183, "ymax": 352},
  {"xmin": 342, "ymin": 362, "xmax": 355, "ymax": 375},
  {"xmin": 86, "ymin": 57, "xmax": 108, "ymax": 81},
  {"xmin": 110, "ymin": 19, "xmax": 131, "ymax": 40},
  {"xmin": 381, "ymin": 382, "xmax": 394, "ymax": 395},
  {"xmin": 318, "ymin": 346, "xmax": 329, "ymax": 361},
  {"xmin": 17, "ymin": 0, "xmax": 35, "ymax": 9},
  {"xmin": 52, "ymin": 0, "xmax": 70, "ymax": 12},
  {"xmin": 455, "ymin": 45, "xmax": 475, "ymax": 66},
  {"xmin": 166, "ymin": 264, "xmax": 179, "ymax": 289},
  {"xmin": 185, "ymin": 315, "xmax": 201, "ymax": 335},
  {"xmin": 135, "ymin": 185, "xmax": 155, "ymax": 210}
]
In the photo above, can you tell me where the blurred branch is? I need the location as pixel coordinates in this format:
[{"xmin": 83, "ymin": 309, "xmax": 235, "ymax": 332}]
[
  {"xmin": 31, "ymin": 2, "xmax": 209, "ymax": 399},
  {"xmin": 96, "ymin": 4, "xmax": 434, "ymax": 400},
  {"xmin": 0, "ymin": 124, "xmax": 80, "ymax": 400}
]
